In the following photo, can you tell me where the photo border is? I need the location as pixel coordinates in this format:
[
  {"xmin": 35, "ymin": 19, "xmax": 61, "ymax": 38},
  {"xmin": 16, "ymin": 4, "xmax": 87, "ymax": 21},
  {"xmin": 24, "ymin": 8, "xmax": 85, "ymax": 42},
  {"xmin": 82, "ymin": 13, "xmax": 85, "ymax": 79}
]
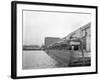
[{"xmin": 11, "ymin": 1, "xmax": 98, "ymax": 79}]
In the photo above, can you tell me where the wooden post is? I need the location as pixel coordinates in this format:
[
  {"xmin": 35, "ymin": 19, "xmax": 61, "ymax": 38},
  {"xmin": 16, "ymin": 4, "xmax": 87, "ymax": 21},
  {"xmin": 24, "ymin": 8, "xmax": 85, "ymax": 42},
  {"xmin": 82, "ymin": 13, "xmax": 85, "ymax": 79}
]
[{"xmin": 80, "ymin": 39, "xmax": 85, "ymax": 65}]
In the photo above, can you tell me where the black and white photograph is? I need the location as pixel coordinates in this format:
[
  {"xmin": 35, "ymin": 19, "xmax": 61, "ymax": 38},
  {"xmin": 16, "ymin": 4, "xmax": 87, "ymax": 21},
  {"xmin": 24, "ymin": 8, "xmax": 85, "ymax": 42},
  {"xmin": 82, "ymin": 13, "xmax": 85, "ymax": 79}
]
[
  {"xmin": 11, "ymin": 1, "xmax": 97, "ymax": 79},
  {"xmin": 22, "ymin": 10, "xmax": 91, "ymax": 69}
]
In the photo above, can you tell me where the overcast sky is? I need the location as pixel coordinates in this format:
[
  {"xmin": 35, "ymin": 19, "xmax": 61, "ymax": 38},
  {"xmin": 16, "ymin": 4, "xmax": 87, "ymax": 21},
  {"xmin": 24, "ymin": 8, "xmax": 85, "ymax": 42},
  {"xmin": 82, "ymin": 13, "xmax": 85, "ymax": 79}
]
[{"xmin": 23, "ymin": 10, "xmax": 91, "ymax": 46}]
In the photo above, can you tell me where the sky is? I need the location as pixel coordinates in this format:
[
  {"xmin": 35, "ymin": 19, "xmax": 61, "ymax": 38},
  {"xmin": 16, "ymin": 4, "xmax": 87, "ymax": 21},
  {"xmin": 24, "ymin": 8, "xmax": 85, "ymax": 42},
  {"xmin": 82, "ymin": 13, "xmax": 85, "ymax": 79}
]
[{"xmin": 23, "ymin": 10, "xmax": 91, "ymax": 46}]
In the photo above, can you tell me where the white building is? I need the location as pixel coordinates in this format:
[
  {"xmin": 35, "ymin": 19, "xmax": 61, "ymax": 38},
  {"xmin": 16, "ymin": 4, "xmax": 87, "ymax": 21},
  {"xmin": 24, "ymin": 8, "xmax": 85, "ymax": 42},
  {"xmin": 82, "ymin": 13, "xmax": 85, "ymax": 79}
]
[{"xmin": 64, "ymin": 22, "xmax": 91, "ymax": 52}]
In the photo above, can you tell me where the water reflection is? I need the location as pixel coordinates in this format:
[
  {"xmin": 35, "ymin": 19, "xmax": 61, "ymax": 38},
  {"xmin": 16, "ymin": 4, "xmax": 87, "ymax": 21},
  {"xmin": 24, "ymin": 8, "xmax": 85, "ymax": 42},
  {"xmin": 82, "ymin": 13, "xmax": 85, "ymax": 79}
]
[{"xmin": 22, "ymin": 50, "xmax": 61, "ymax": 69}]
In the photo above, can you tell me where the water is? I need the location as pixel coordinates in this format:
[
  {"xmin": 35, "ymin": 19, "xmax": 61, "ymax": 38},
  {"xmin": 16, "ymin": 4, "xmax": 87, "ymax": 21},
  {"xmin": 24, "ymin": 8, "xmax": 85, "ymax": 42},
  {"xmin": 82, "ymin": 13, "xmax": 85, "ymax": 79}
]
[{"xmin": 22, "ymin": 50, "xmax": 59, "ymax": 69}]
